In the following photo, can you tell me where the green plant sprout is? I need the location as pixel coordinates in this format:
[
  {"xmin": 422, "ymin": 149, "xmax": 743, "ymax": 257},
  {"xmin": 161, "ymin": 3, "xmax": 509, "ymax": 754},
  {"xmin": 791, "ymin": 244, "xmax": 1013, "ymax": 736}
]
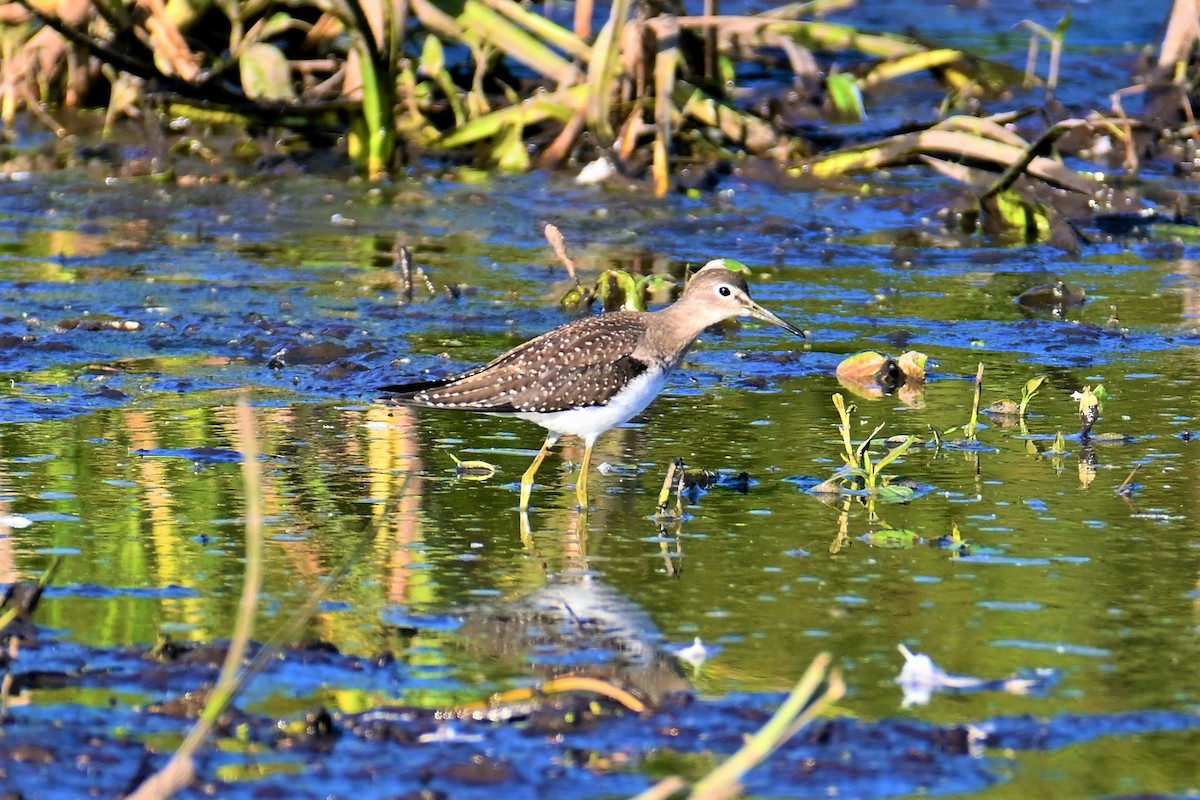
[
  {"xmin": 831, "ymin": 393, "xmax": 917, "ymax": 501},
  {"xmin": 1019, "ymin": 375, "xmax": 1046, "ymax": 418}
]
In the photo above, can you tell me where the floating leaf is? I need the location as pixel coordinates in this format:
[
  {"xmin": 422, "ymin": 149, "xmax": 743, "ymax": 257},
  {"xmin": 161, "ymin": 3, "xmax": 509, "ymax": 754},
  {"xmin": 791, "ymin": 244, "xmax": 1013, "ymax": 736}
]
[
  {"xmin": 835, "ymin": 350, "xmax": 926, "ymax": 400},
  {"xmin": 559, "ymin": 284, "xmax": 589, "ymax": 312},
  {"xmin": 1016, "ymin": 280, "xmax": 1086, "ymax": 310},
  {"xmin": 863, "ymin": 528, "xmax": 918, "ymax": 549},
  {"xmin": 836, "ymin": 351, "xmax": 891, "ymax": 383},
  {"xmin": 596, "ymin": 269, "xmax": 639, "ymax": 312},
  {"xmin": 239, "ymin": 42, "xmax": 296, "ymax": 102},
  {"xmin": 982, "ymin": 189, "xmax": 1050, "ymax": 240},
  {"xmin": 636, "ymin": 273, "xmax": 675, "ymax": 295},
  {"xmin": 1091, "ymin": 432, "xmax": 1133, "ymax": 443},
  {"xmin": 896, "ymin": 351, "xmax": 929, "ymax": 381}
]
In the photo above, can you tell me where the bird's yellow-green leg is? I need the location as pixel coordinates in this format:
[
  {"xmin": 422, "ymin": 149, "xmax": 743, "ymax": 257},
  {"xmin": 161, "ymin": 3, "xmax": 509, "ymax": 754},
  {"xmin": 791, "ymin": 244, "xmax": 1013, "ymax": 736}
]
[
  {"xmin": 520, "ymin": 434, "xmax": 557, "ymax": 510},
  {"xmin": 575, "ymin": 441, "xmax": 595, "ymax": 510}
]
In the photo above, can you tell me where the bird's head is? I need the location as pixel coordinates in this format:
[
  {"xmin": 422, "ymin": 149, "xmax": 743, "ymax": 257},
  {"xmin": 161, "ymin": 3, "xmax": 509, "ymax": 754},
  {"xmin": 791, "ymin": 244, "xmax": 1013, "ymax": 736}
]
[{"xmin": 682, "ymin": 259, "xmax": 807, "ymax": 338}]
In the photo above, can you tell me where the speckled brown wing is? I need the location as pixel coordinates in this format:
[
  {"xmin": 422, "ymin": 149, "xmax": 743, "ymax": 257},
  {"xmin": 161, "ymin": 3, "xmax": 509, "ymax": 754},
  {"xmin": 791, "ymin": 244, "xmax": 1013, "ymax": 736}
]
[{"xmin": 381, "ymin": 313, "xmax": 652, "ymax": 413}]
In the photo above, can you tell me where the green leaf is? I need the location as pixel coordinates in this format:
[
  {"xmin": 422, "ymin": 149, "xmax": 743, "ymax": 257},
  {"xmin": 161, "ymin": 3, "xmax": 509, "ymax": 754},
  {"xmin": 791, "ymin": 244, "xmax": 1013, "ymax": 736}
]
[
  {"xmin": 985, "ymin": 189, "xmax": 1051, "ymax": 239},
  {"xmin": 493, "ymin": 122, "xmax": 530, "ymax": 173},
  {"xmin": 596, "ymin": 269, "xmax": 639, "ymax": 312},
  {"xmin": 635, "ymin": 274, "xmax": 675, "ymax": 294},
  {"xmin": 239, "ymin": 42, "xmax": 296, "ymax": 102},
  {"xmin": 256, "ymin": 12, "xmax": 307, "ymax": 42},
  {"xmin": 420, "ymin": 35, "xmax": 445, "ymax": 77},
  {"xmin": 710, "ymin": 257, "xmax": 751, "ymax": 275},
  {"xmin": 876, "ymin": 484, "xmax": 916, "ymax": 503},
  {"xmin": 873, "ymin": 436, "xmax": 916, "ymax": 474},
  {"xmin": 825, "ymin": 73, "xmax": 864, "ymax": 123}
]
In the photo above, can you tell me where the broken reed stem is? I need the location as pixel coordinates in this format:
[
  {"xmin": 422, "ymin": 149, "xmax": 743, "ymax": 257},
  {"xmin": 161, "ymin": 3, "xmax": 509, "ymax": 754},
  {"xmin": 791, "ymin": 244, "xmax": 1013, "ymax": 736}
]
[
  {"xmin": 686, "ymin": 652, "xmax": 845, "ymax": 800},
  {"xmin": 630, "ymin": 776, "xmax": 687, "ymax": 800},
  {"xmin": 965, "ymin": 362, "xmax": 984, "ymax": 441},
  {"xmin": 1116, "ymin": 465, "xmax": 1141, "ymax": 495},
  {"xmin": 656, "ymin": 457, "xmax": 683, "ymax": 514},
  {"xmin": 0, "ymin": 557, "xmax": 63, "ymax": 635},
  {"xmin": 126, "ymin": 399, "xmax": 264, "ymax": 800}
]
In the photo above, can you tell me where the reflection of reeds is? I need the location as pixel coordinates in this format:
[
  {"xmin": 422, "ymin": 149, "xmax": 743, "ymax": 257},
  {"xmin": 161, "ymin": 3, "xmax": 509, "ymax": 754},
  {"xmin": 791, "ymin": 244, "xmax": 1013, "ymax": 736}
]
[{"xmin": 127, "ymin": 399, "xmax": 264, "ymax": 800}]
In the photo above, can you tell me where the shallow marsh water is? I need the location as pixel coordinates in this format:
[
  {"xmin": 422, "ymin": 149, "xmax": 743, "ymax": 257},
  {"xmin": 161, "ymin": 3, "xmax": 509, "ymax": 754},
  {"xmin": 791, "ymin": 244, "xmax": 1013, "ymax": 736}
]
[
  {"xmin": 4, "ymin": 2, "xmax": 1200, "ymax": 795},
  {"xmin": 3, "ymin": 168, "xmax": 1200, "ymax": 797}
]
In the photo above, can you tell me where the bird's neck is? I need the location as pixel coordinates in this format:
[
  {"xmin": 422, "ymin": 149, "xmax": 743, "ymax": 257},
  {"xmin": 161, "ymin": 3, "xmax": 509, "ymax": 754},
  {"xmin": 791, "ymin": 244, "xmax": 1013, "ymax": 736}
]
[{"xmin": 641, "ymin": 302, "xmax": 714, "ymax": 371}]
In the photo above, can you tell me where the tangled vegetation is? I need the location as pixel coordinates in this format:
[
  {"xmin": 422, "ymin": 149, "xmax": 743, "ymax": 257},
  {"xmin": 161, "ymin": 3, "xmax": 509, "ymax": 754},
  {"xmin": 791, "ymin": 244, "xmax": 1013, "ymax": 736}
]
[{"xmin": 2, "ymin": 0, "xmax": 1200, "ymax": 240}]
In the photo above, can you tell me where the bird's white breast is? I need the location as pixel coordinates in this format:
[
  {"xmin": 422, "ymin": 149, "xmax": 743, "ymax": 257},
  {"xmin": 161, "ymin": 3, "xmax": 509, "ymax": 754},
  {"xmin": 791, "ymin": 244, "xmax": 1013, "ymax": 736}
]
[{"xmin": 515, "ymin": 368, "xmax": 668, "ymax": 445}]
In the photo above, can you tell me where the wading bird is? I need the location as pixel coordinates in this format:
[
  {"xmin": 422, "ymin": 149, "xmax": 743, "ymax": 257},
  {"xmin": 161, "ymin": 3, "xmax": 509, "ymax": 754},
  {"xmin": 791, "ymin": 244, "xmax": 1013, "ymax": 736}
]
[{"xmin": 382, "ymin": 259, "xmax": 805, "ymax": 510}]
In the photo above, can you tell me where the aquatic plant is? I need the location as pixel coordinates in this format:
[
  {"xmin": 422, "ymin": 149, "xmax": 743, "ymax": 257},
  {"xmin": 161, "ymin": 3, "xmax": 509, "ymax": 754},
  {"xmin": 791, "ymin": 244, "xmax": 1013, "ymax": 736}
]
[
  {"xmin": 824, "ymin": 392, "xmax": 917, "ymax": 501},
  {"xmin": 1073, "ymin": 384, "xmax": 1108, "ymax": 439}
]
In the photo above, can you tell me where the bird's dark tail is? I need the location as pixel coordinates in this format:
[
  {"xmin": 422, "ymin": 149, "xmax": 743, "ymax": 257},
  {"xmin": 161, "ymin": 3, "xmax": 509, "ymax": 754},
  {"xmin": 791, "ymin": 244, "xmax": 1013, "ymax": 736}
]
[{"xmin": 379, "ymin": 377, "xmax": 452, "ymax": 396}]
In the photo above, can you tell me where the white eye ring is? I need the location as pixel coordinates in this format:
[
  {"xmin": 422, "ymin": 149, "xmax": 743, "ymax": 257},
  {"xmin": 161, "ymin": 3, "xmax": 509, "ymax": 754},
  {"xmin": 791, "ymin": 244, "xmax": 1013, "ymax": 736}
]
[{"xmin": 718, "ymin": 285, "xmax": 732, "ymax": 297}]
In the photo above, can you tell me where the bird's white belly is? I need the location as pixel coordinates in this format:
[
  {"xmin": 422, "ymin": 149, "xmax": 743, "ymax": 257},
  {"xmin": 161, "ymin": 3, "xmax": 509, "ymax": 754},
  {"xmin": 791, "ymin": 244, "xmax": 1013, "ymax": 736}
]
[{"xmin": 515, "ymin": 369, "xmax": 668, "ymax": 443}]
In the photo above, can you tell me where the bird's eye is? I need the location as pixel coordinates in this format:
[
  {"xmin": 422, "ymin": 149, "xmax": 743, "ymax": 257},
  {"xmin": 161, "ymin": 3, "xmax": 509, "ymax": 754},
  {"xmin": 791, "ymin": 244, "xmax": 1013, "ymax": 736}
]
[{"xmin": 718, "ymin": 285, "xmax": 732, "ymax": 297}]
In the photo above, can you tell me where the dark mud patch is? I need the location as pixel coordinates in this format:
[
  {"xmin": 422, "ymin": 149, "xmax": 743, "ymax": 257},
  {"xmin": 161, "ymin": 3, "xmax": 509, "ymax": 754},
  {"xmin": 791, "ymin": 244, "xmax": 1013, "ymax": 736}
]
[{"xmin": 4, "ymin": 624, "xmax": 1199, "ymax": 799}]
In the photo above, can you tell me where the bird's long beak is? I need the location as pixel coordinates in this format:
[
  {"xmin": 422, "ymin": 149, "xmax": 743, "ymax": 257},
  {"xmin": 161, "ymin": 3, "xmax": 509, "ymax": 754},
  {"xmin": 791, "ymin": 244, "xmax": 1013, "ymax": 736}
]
[{"xmin": 746, "ymin": 301, "xmax": 808, "ymax": 339}]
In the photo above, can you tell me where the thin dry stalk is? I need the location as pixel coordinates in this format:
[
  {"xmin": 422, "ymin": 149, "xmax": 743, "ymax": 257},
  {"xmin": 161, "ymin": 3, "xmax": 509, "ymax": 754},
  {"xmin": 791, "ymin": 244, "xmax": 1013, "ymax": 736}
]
[
  {"xmin": 655, "ymin": 457, "xmax": 684, "ymax": 515},
  {"xmin": 586, "ymin": 0, "xmax": 633, "ymax": 139},
  {"xmin": 544, "ymin": 223, "xmax": 579, "ymax": 283},
  {"xmin": 653, "ymin": 17, "xmax": 680, "ymax": 196},
  {"xmin": 964, "ymin": 362, "xmax": 984, "ymax": 441},
  {"xmin": 630, "ymin": 776, "xmax": 687, "ymax": 800},
  {"xmin": 138, "ymin": 0, "xmax": 200, "ymax": 80},
  {"xmin": 1158, "ymin": 0, "xmax": 1200, "ymax": 73},
  {"xmin": 574, "ymin": 0, "xmax": 594, "ymax": 40},
  {"xmin": 1110, "ymin": 86, "xmax": 1143, "ymax": 173},
  {"xmin": 979, "ymin": 118, "xmax": 1089, "ymax": 202},
  {"xmin": 126, "ymin": 399, "xmax": 264, "ymax": 800},
  {"xmin": 535, "ymin": 108, "xmax": 586, "ymax": 169}
]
